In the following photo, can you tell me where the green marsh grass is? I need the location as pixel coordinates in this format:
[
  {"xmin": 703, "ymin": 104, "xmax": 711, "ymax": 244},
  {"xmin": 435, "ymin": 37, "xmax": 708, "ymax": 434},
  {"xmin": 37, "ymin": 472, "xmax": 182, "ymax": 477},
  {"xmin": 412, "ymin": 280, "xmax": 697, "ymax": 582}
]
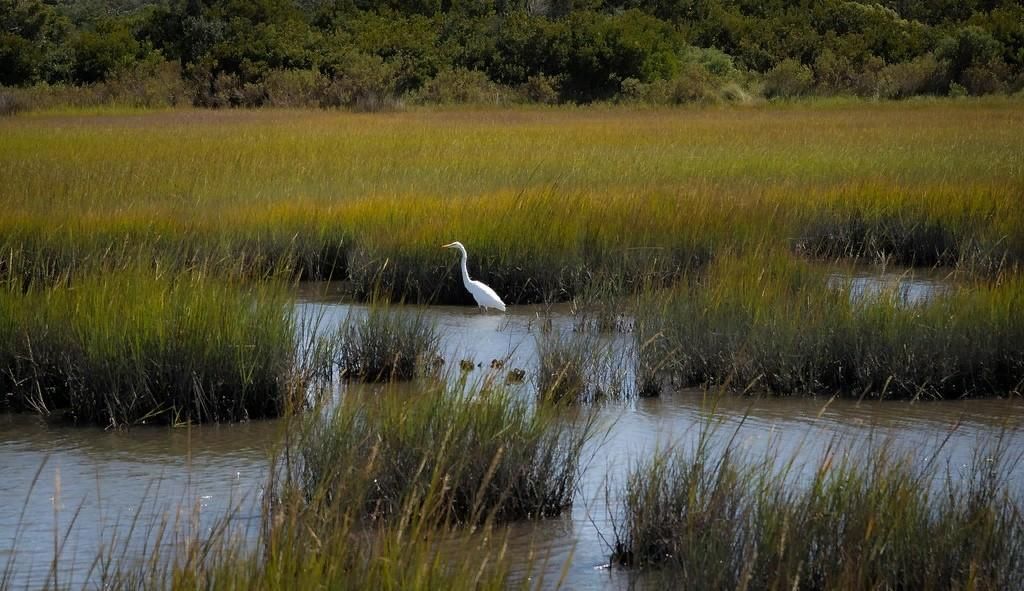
[
  {"xmin": 336, "ymin": 303, "xmax": 441, "ymax": 382},
  {"xmin": 536, "ymin": 331, "xmax": 594, "ymax": 404},
  {"xmin": 0, "ymin": 270, "xmax": 298, "ymax": 426},
  {"xmin": 300, "ymin": 381, "xmax": 594, "ymax": 524},
  {"xmin": 9, "ymin": 392, "xmax": 575, "ymax": 589},
  {"xmin": 160, "ymin": 387, "xmax": 584, "ymax": 590},
  {"xmin": 535, "ymin": 331, "xmax": 631, "ymax": 404},
  {"xmin": 611, "ymin": 426, "xmax": 1024, "ymax": 589},
  {"xmin": 1, "ymin": 102, "xmax": 1021, "ymax": 302},
  {"xmin": 640, "ymin": 253, "xmax": 1024, "ymax": 398}
]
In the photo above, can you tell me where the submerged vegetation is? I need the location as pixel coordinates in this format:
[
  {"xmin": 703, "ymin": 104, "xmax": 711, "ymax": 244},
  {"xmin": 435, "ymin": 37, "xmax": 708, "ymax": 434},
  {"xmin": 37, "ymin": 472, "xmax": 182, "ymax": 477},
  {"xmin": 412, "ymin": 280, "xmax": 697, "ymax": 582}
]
[{"xmin": 611, "ymin": 427, "xmax": 1024, "ymax": 589}]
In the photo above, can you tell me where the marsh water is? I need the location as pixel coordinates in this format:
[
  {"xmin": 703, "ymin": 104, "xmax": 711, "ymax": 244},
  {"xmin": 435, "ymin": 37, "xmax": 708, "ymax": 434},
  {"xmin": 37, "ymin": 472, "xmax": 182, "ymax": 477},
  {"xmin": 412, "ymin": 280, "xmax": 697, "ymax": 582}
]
[{"xmin": 2, "ymin": 274, "xmax": 1022, "ymax": 589}]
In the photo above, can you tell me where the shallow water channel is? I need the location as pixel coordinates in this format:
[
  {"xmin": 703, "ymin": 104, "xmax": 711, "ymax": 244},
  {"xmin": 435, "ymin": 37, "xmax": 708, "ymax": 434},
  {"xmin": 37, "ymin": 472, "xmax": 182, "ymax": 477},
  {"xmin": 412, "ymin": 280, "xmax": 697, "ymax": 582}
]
[{"xmin": 2, "ymin": 279, "xmax": 1022, "ymax": 589}]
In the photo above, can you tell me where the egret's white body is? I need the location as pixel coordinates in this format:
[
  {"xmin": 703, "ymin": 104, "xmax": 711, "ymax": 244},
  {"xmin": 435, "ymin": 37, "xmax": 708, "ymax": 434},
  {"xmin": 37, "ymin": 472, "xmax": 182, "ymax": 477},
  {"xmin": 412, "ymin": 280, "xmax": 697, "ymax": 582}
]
[{"xmin": 442, "ymin": 241, "xmax": 506, "ymax": 312}]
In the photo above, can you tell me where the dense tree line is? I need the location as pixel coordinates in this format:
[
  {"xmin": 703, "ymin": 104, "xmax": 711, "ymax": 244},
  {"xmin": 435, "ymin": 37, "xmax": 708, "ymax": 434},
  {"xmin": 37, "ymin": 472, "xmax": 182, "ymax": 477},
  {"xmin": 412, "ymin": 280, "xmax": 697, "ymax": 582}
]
[{"xmin": 2, "ymin": 0, "xmax": 1022, "ymax": 108}]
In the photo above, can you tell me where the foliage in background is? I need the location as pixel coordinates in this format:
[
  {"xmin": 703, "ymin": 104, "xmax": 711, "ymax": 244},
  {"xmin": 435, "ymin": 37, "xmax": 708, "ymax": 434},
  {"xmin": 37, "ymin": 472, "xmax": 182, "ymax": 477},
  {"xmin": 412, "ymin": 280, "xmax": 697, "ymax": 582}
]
[{"xmin": 2, "ymin": 0, "xmax": 1023, "ymax": 109}]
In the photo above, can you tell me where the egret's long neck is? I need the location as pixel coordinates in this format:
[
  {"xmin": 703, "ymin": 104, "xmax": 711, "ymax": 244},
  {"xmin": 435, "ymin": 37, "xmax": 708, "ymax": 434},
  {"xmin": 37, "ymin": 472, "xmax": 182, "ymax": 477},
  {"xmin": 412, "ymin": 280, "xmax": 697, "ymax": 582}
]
[{"xmin": 458, "ymin": 247, "xmax": 471, "ymax": 287}]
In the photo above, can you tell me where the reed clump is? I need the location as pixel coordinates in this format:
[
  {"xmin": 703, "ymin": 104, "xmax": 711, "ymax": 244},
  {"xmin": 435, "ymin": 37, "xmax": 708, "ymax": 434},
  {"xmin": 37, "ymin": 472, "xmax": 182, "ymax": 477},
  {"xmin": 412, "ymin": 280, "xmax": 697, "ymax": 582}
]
[
  {"xmin": 336, "ymin": 304, "xmax": 441, "ymax": 381},
  {"xmin": 640, "ymin": 253, "xmax": 1024, "ymax": 398},
  {"xmin": 29, "ymin": 399, "xmax": 539, "ymax": 590},
  {"xmin": 158, "ymin": 393, "xmax": 550, "ymax": 590},
  {"xmin": 611, "ymin": 429, "xmax": 1024, "ymax": 589},
  {"xmin": 792, "ymin": 183, "xmax": 1024, "ymax": 275},
  {"xmin": 300, "ymin": 383, "xmax": 593, "ymax": 524},
  {"xmin": 535, "ymin": 331, "xmax": 631, "ymax": 403},
  {"xmin": 0, "ymin": 270, "xmax": 297, "ymax": 427}
]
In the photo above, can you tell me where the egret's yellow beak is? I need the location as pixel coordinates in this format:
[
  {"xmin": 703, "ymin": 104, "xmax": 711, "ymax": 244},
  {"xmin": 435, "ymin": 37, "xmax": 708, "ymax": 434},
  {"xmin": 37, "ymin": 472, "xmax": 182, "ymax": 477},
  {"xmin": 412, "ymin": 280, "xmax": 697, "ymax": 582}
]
[{"xmin": 441, "ymin": 242, "xmax": 455, "ymax": 248}]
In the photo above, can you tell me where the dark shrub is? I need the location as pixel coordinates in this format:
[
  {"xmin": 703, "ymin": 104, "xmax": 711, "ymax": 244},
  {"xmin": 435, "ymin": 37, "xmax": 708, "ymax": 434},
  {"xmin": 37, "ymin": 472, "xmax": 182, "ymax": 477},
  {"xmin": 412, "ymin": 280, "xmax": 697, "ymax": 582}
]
[
  {"xmin": 519, "ymin": 73, "xmax": 561, "ymax": 104},
  {"xmin": 763, "ymin": 59, "xmax": 814, "ymax": 99},
  {"xmin": 322, "ymin": 52, "xmax": 402, "ymax": 111},
  {"xmin": 0, "ymin": 88, "xmax": 27, "ymax": 116},
  {"xmin": 877, "ymin": 54, "xmax": 947, "ymax": 99},
  {"xmin": 415, "ymin": 68, "xmax": 507, "ymax": 105},
  {"xmin": 963, "ymin": 62, "xmax": 1007, "ymax": 95},
  {"xmin": 263, "ymin": 69, "xmax": 326, "ymax": 107}
]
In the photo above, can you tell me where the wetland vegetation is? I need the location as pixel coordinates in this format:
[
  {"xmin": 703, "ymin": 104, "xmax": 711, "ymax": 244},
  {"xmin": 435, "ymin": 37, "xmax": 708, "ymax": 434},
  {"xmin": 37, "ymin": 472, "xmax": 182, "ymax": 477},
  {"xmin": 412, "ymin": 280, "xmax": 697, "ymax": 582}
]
[
  {"xmin": 1, "ymin": 97, "xmax": 1023, "ymax": 588},
  {"xmin": 300, "ymin": 382, "xmax": 593, "ymax": 524},
  {"xmin": 639, "ymin": 254, "xmax": 1024, "ymax": 399},
  {"xmin": 9, "ymin": 385, "xmax": 1023, "ymax": 590},
  {"xmin": 0, "ymin": 269, "xmax": 298, "ymax": 427},
  {"xmin": 335, "ymin": 303, "xmax": 441, "ymax": 381},
  {"xmin": 2, "ymin": 103, "xmax": 1022, "ymax": 291},
  {"xmin": 611, "ymin": 426, "xmax": 1024, "ymax": 589},
  {"xmin": 0, "ymin": 101, "xmax": 1022, "ymax": 408}
]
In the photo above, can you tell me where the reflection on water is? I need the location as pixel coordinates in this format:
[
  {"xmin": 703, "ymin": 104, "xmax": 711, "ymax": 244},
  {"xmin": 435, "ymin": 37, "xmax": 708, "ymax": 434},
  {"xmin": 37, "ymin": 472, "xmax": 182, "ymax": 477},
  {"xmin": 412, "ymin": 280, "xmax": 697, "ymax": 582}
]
[
  {"xmin": 294, "ymin": 294, "xmax": 611, "ymax": 391},
  {"xmin": 827, "ymin": 267, "xmax": 952, "ymax": 305},
  {"xmin": 0, "ymin": 416, "xmax": 277, "ymax": 588},
  {"xmin": 1, "ymin": 283, "xmax": 1021, "ymax": 590}
]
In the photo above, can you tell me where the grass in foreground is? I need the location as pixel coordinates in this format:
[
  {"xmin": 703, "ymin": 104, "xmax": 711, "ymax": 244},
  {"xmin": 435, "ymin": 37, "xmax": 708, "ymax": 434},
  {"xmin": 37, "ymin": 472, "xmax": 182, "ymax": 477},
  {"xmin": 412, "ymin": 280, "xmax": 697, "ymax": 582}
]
[
  {"xmin": 0, "ymin": 270, "xmax": 299, "ymax": 427},
  {"xmin": 171, "ymin": 387, "xmax": 586, "ymax": 590},
  {"xmin": 4, "ymin": 401, "xmax": 536, "ymax": 589},
  {"xmin": 300, "ymin": 381, "xmax": 595, "ymax": 524},
  {"xmin": 6, "ymin": 389, "xmax": 575, "ymax": 589},
  {"xmin": 611, "ymin": 426, "xmax": 1024, "ymax": 589},
  {"xmin": 640, "ymin": 253, "xmax": 1024, "ymax": 399}
]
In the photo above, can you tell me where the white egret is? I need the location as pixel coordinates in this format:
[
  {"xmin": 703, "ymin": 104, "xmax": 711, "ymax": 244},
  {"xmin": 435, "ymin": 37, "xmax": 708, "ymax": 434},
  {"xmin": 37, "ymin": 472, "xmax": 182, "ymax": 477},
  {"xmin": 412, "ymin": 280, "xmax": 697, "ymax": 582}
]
[{"xmin": 441, "ymin": 241, "xmax": 506, "ymax": 312}]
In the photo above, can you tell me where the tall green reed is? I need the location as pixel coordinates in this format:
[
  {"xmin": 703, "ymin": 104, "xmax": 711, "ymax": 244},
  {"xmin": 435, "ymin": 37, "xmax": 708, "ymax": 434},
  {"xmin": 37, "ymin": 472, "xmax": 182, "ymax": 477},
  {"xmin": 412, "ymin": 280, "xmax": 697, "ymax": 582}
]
[
  {"xmin": 639, "ymin": 253, "xmax": 1024, "ymax": 398},
  {"xmin": 0, "ymin": 269, "xmax": 298, "ymax": 426},
  {"xmin": 611, "ymin": 423, "xmax": 1024, "ymax": 589},
  {"xmin": 300, "ymin": 381, "xmax": 595, "ymax": 524},
  {"xmin": 336, "ymin": 302, "xmax": 441, "ymax": 382}
]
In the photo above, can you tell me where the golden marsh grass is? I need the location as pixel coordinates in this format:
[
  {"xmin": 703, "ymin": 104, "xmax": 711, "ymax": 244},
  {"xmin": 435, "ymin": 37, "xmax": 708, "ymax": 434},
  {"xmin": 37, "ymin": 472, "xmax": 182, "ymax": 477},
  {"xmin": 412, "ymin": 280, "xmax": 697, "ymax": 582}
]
[{"xmin": 2, "ymin": 100, "xmax": 1022, "ymax": 298}]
